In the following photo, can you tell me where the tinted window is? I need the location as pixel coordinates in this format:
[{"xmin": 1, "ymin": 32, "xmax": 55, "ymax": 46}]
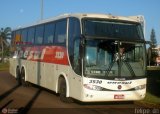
[
  {"xmin": 83, "ymin": 19, "xmax": 144, "ymax": 40},
  {"xmin": 11, "ymin": 31, "xmax": 15, "ymax": 44},
  {"xmin": 15, "ymin": 30, "xmax": 21, "ymax": 43},
  {"xmin": 68, "ymin": 17, "xmax": 81, "ymax": 75},
  {"xmin": 35, "ymin": 25, "xmax": 44, "ymax": 44},
  {"xmin": 21, "ymin": 29, "xmax": 28, "ymax": 43},
  {"xmin": 28, "ymin": 27, "xmax": 35, "ymax": 44},
  {"xmin": 44, "ymin": 23, "xmax": 55, "ymax": 44},
  {"xmin": 55, "ymin": 19, "xmax": 67, "ymax": 45}
]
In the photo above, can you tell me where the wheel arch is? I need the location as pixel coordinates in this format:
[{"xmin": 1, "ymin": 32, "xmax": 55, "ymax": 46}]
[{"xmin": 57, "ymin": 73, "xmax": 70, "ymax": 97}]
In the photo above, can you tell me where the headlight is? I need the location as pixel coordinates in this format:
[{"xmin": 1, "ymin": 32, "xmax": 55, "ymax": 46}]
[
  {"xmin": 84, "ymin": 84, "xmax": 104, "ymax": 91},
  {"xmin": 135, "ymin": 84, "xmax": 146, "ymax": 90}
]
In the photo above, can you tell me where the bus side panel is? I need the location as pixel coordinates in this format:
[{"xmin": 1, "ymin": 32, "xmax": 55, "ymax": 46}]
[
  {"xmin": 42, "ymin": 63, "xmax": 55, "ymax": 91},
  {"xmin": 26, "ymin": 61, "xmax": 38, "ymax": 84},
  {"xmin": 39, "ymin": 62, "xmax": 45, "ymax": 88},
  {"xmin": 68, "ymin": 68, "xmax": 83, "ymax": 100},
  {"xmin": 9, "ymin": 58, "xmax": 16, "ymax": 77}
]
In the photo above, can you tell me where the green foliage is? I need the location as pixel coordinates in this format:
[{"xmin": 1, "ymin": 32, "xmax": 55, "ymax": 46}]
[
  {"xmin": 142, "ymin": 92, "xmax": 160, "ymax": 104},
  {"xmin": 4, "ymin": 47, "xmax": 10, "ymax": 56},
  {"xmin": 0, "ymin": 27, "xmax": 11, "ymax": 62},
  {"xmin": 148, "ymin": 28, "xmax": 158, "ymax": 65},
  {"xmin": 150, "ymin": 28, "xmax": 157, "ymax": 48},
  {"xmin": 0, "ymin": 62, "xmax": 9, "ymax": 71}
]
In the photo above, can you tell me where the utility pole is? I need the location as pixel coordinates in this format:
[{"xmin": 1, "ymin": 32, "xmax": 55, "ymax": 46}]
[{"xmin": 41, "ymin": 0, "xmax": 44, "ymax": 20}]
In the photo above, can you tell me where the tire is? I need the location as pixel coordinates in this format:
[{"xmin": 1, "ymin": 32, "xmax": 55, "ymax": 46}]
[
  {"xmin": 20, "ymin": 68, "xmax": 29, "ymax": 87},
  {"xmin": 16, "ymin": 67, "xmax": 21, "ymax": 85},
  {"xmin": 59, "ymin": 77, "xmax": 73, "ymax": 103}
]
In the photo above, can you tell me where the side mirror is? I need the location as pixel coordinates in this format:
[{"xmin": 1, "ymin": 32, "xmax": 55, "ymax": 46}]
[
  {"xmin": 80, "ymin": 34, "xmax": 85, "ymax": 46},
  {"xmin": 145, "ymin": 41, "xmax": 151, "ymax": 44}
]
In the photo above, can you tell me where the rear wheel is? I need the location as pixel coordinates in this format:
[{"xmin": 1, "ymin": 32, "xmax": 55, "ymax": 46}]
[
  {"xmin": 59, "ymin": 77, "xmax": 73, "ymax": 103},
  {"xmin": 16, "ymin": 67, "xmax": 21, "ymax": 85},
  {"xmin": 20, "ymin": 68, "xmax": 29, "ymax": 87}
]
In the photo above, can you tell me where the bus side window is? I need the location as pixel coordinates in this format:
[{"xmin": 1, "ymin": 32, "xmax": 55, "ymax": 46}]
[
  {"xmin": 28, "ymin": 27, "xmax": 35, "ymax": 44},
  {"xmin": 54, "ymin": 19, "xmax": 67, "ymax": 45},
  {"xmin": 68, "ymin": 17, "xmax": 81, "ymax": 75},
  {"xmin": 44, "ymin": 23, "xmax": 55, "ymax": 44},
  {"xmin": 15, "ymin": 30, "xmax": 21, "ymax": 45},
  {"xmin": 11, "ymin": 31, "xmax": 16, "ymax": 53},
  {"xmin": 11, "ymin": 31, "xmax": 15, "ymax": 45},
  {"xmin": 35, "ymin": 25, "xmax": 44, "ymax": 45},
  {"xmin": 21, "ymin": 29, "xmax": 28, "ymax": 44}
]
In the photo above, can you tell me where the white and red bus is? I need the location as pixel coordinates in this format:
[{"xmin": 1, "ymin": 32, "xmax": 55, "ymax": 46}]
[{"xmin": 10, "ymin": 13, "xmax": 147, "ymax": 102}]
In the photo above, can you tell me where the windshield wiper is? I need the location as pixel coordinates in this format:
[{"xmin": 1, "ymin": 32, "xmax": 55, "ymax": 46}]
[
  {"xmin": 122, "ymin": 60, "xmax": 136, "ymax": 77},
  {"xmin": 105, "ymin": 59, "xmax": 136, "ymax": 77},
  {"xmin": 105, "ymin": 62, "xmax": 115, "ymax": 77}
]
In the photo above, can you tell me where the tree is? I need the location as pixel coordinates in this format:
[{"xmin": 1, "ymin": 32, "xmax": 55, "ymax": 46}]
[
  {"xmin": 0, "ymin": 27, "xmax": 11, "ymax": 62},
  {"xmin": 150, "ymin": 28, "xmax": 157, "ymax": 48},
  {"xmin": 149, "ymin": 28, "xmax": 158, "ymax": 65}
]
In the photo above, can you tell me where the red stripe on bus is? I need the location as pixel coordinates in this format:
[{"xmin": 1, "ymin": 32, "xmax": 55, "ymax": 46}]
[{"xmin": 24, "ymin": 46, "xmax": 69, "ymax": 65}]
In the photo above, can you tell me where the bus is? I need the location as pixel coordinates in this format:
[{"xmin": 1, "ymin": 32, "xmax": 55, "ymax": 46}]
[{"xmin": 10, "ymin": 13, "xmax": 147, "ymax": 102}]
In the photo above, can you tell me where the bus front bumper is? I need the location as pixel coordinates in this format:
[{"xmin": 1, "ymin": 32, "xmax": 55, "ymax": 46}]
[{"xmin": 80, "ymin": 89, "xmax": 146, "ymax": 102}]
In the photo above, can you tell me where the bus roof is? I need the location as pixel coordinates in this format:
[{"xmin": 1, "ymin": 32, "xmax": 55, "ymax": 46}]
[{"xmin": 13, "ymin": 13, "xmax": 144, "ymax": 31}]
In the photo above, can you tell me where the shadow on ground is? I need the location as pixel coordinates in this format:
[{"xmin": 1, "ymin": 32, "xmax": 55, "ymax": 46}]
[{"xmin": 147, "ymin": 69, "xmax": 160, "ymax": 97}]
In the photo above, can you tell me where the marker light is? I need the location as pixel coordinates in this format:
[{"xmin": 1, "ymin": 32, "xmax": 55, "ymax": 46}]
[
  {"xmin": 84, "ymin": 84, "xmax": 104, "ymax": 91},
  {"xmin": 135, "ymin": 84, "xmax": 146, "ymax": 90}
]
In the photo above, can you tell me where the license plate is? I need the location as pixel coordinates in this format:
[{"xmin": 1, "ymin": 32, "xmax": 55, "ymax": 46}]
[{"xmin": 114, "ymin": 94, "xmax": 124, "ymax": 99}]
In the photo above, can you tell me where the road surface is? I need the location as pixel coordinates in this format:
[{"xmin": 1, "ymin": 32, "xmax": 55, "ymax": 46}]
[{"xmin": 0, "ymin": 71, "xmax": 144, "ymax": 114}]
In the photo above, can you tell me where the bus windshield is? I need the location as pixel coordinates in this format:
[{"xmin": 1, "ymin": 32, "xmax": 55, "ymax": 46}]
[
  {"xmin": 84, "ymin": 39, "xmax": 146, "ymax": 78},
  {"xmin": 83, "ymin": 19, "xmax": 144, "ymax": 40}
]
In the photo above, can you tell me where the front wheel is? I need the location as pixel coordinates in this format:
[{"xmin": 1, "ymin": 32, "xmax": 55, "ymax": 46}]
[{"xmin": 59, "ymin": 78, "xmax": 73, "ymax": 103}]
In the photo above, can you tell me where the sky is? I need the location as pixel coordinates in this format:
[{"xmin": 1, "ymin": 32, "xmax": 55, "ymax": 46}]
[{"xmin": 0, "ymin": 0, "xmax": 160, "ymax": 44}]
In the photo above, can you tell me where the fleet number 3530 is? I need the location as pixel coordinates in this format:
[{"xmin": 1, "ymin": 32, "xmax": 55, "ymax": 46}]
[{"xmin": 89, "ymin": 80, "xmax": 102, "ymax": 84}]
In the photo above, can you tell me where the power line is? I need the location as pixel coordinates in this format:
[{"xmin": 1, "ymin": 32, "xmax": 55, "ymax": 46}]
[{"xmin": 41, "ymin": 0, "xmax": 44, "ymax": 20}]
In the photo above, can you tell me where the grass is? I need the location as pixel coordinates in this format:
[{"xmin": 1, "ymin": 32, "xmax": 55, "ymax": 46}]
[
  {"xmin": 143, "ymin": 92, "xmax": 160, "ymax": 104},
  {"xmin": 136, "ymin": 67, "xmax": 160, "ymax": 108},
  {"xmin": 0, "ymin": 62, "xmax": 9, "ymax": 71},
  {"xmin": 147, "ymin": 66, "xmax": 160, "ymax": 70},
  {"xmin": 136, "ymin": 92, "xmax": 160, "ymax": 108}
]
